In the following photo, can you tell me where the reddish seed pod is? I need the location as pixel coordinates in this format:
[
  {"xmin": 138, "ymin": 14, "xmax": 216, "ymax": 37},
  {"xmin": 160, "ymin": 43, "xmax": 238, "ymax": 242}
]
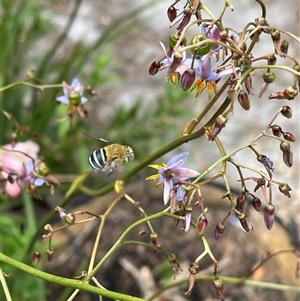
[
  {"xmin": 32, "ymin": 251, "xmax": 41, "ymax": 265},
  {"xmin": 252, "ymin": 197, "xmax": 262, "ymax": 212},
  {"xmin": 149, "ymin": 61, "xmax": 160, "ymax": 75},
  {"xmin": 281, "ymin": 105, "xmax": 292, "ymax": 118},
  {"xmin": 214, "ymin": 223, "xmax": 226, "ymax": 240},
  {"xmin": 267, "ymin": 54, "xmax": 277, "ymax": 65},
  {"xmin": 283, "ymin": 132, "xmax": 296, "ymax": 142},
  {"xmin": 238, "ymin": 90, "xmax": 250, "ymax": 110},
  {"xmin": 282, "ymin": 149, "xmax": 293, "ymax": 167},
  {"xmin": 271, "ymin": 125, "xmax": 282, "ymax": 137},
  {"xmin": 196, "ymin": 215, "xmax": 208, "ymax": 235},
  {"xmin": 167, "ymin": 6, "xmax": 177, "ymax": 22}
]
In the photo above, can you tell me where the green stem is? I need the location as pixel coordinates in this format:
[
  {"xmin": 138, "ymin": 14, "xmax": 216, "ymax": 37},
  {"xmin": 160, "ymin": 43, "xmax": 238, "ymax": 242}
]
[{"xmin": 0, "ymin": 252, "xmax": 147, "ymax": 301}]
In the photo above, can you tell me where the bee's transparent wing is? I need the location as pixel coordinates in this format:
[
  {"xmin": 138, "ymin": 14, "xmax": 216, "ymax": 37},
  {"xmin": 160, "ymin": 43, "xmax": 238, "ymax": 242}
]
[{"xmin": 83, "ymin": 133, "xmax": 109, "ymax": 143}]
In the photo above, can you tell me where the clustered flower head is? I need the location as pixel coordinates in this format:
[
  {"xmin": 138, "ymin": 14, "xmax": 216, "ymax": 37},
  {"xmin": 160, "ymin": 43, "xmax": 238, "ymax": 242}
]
[
  {"xmin": 56, "ymin": 78, "xmax": 88, "ymax": 118},
  {"xmin": 149, "ymin": 22, "xmax": 238, "ymax": 99},
  {"xmin": 146, "ymin": 152, "xmax": 200, "ymax": 205}
]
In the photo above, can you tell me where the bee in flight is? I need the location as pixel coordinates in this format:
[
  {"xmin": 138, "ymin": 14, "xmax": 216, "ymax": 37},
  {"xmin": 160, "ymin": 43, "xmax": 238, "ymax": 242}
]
[{"xmin": 85, "ymin": 134, "xmax": 135, "ymax": 175}]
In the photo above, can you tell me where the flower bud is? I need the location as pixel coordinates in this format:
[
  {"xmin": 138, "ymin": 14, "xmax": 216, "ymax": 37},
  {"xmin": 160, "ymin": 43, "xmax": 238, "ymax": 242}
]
[
  {"xmin": 271, "ymin": 29, "xmax": 281, "ymax": 41},
  {"xmin": 255, "ymin": 17, "xmax": 270, "ymax": 33},
  {"xmin": 280, "ymin": 141, "xmax": 290, "ymax": 152},
  {"xmin": 281, "ymin": 105, "xmax": 292, "ymax": 118},
  {"xmin": 238, "ymin": 214, "xmax": 253, "ymax": 232},
  {"xmin": 190, "ymin": 34, "xmax": 211, "ymax": 56},
  {"xmin": 267, "ymin": 55, "xmax": 277, "ymax": 65},
  {"xmin": 209, "ymin": 115, "xmax": 228, "ymax": 141},
  {"xmin": 262, "ymin": 71, "xmax": 276, "ymax": 83},
  {"xmin": 196, "ymin": 215, "xmax": 208, "ymax": 235},
  {"xmin": 264, "ymin": 204, "xmax": 275, "ymax": 230},
  {"xmin": 238, "ymin": 90, "xmax": 250, "ymax": 110},
  {"xmin": 32, "ymin": 251, "xmax": 41, "ymax": 265},
  {"xmin": 213, "ymin": 278, "xmax": 225, "ymax": 300},
  {"xmin": 271, "ymin": 125, "xmax": 282, "ymax": 137},
  {"xmin": 282, "ymin": 149, "xmax": 293, "ymax": 167},
  {"xmin": 252, "ymin": 197, "xmax": 262, "ymax": 212},
  {"xmin": 150, "ymin": 232, "xmax": 158, "ymax": 246},
  {"xmin": 149, "ymin": 61, "xmax": 160, "ymax": 75},
  {"xmin": 180, "ymin": 68, "xmax": 195, "ymax": 91},
  {"xmin": 283, "ymin": 86, "xmax": 298, "ymax": 100},
  {"xmin": 214, "ymin": 223, "xmax": 226, "ymax": 240},
  {"xmin": 47, "ymin": 249, "xmax": 54, "ymax": 262},
  {"xmin": 167, "ymin": 6, "xmax": 177, "ymax": 22},
  {"xmin": 278, "ymin": 182, "xmax": 292, "ymax": 198},
  {"xmin": 280, "ymin": 40, "xmax": 289, "ymax": 56},
  {"xmin": 64, "ymin": 213, "xmax": 76, "ymax": 225},
  {"xmin": 283, "ymin": 132, "xmax": 295, "ymax": 142}
]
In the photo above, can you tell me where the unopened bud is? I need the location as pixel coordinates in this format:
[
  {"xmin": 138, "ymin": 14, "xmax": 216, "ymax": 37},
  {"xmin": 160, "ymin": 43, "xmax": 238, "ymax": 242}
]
[
  {"xmin": 238, "ymin": 214, "xmax": 253, "ymax": 232},
  {"xmin": 214, "ymin": 223, "xmax": 226, "ymax": 240},
  {"xmin": 213, "ymin": 278, "xmax": 225, "ymax": 300},
  {"xmin": 252, "ymin": 197, "xmax": 262, "ymax": 212},
  {"xmin": 280, "ymin": 141, "xmax": 290, "ymax": 152},
  {"xmin": 264, "ymin": 204, "xmax": 275, "ymax": 230},
  {"xmin": 149, "ymin": 61, "xmax": 160, "ymax": 75},
  {"xmin": 262, "ymin": 71, "xmax": 276, "ymax": 84},
  {"xmin": 284, "ymin": 86, "xmax": 298, "ymax": 100},
  {"xmin": 267, "ymin": 55, "xmax": 277, "ymax": 65},
  {"xmin": 209, "ymin": 115, "xmax": 228, "ymax": 141},
  {"xmin": 150, "ymin": 232, "xmax": 158, "ymax": 246},
  {"xmin": 255, "ymin": 17, "xmax": 270, "ymax": 33},
  {"xmin": 167, "ymin": 6, "xmax": 177, "ymax": 22},
  {"xmin": 180, "ymin": 68, "xmax": 195, "ymax": 91},
  {"xmin": 271, "ymin": 125, "xmax": 282, "ymax": 137},
  {"xmin": 280, "ymin": 40, "xmax": 289, "ymax": 56},
  {"xmin": 32, "ymin": 251, "xmax": 41, "ymax": 265},
  {"xmin": 196, "ymin": 215, "xmax": 208, "ymax": 235},
  {"xmin": 64, "ymin": 213, "xmax": 75, "ymax": 225},
  {"xmin": 44, "ymin": 224, "xmax": 53, "ymax": 235},
  {"xmin": 238, "ymin": 90, "xmax": 250, "ymax": 110},
  {"xmin": 278, "ymin": 182, "xmax": 292, "ymax": 198},
  {"xmin": 283, "ymin": 132, "xmax": 295, "ymax": 142},
  {"xmin": 281, "ymin": 105, "xmax": 292, "ymax": 118},
  {"xmin": 47, "ymin": 249, "xmax": 54, "ymax": 262}
]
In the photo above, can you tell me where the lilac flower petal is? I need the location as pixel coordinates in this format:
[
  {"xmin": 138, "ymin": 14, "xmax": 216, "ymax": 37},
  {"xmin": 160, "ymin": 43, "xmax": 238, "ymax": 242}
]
[
  {"xmin": 71, "ymin": 78, "xmax": 81, "ymax": 88},
  {"xmin": 33, "ymin": 177, "xmax": 45, "ymax": 186},
  {"xmin": 175, "ymin": 186, "xmax": 185, "ymax": 201},
  {"xmin": 167, "ymin": 152, "xmax": 189, "ymax": 169},
  {"xmin": 173, "ymin": 167, "xmax": 200, "ymax": 180},
  {"xmin": 163, "ymin": 178, "xmax": 172, "ymax": 205},
  {"xmin": 184, "ymin": 212, "xmax": 191, "ymax": 232},
  {"xmin": 56, "ymin": 95, "xmax": 70, "ymax": 104},
  {"xmin": 80, "ymin": 96, "xmax": 89, "ymax": 105}
]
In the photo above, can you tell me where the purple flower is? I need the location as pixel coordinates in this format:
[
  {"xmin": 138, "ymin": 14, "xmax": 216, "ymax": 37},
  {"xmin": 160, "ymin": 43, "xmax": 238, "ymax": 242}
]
[
  {"xmin": 56, "ymin": 78, "xmax": 88, "ymax": 105},
  {"xmin": 12, "ymin": 161, "xmax": 45, "ymax": 190},
  {"xmin": 147, "ymin": 152, "xmax": 200, "ymax": 205}
]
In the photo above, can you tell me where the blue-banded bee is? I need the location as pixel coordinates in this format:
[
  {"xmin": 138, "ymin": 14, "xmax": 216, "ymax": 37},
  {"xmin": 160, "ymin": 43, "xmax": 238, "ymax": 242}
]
[{"xmin": 85, "ymin": 134, "xmax": 135, "ymax": 174}]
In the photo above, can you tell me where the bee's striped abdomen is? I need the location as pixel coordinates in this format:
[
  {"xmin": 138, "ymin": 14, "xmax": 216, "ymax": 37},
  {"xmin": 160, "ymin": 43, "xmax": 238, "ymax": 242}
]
[{"xmin": 89, "ymin": 148, "xmax": 107, "ymax": 172}]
